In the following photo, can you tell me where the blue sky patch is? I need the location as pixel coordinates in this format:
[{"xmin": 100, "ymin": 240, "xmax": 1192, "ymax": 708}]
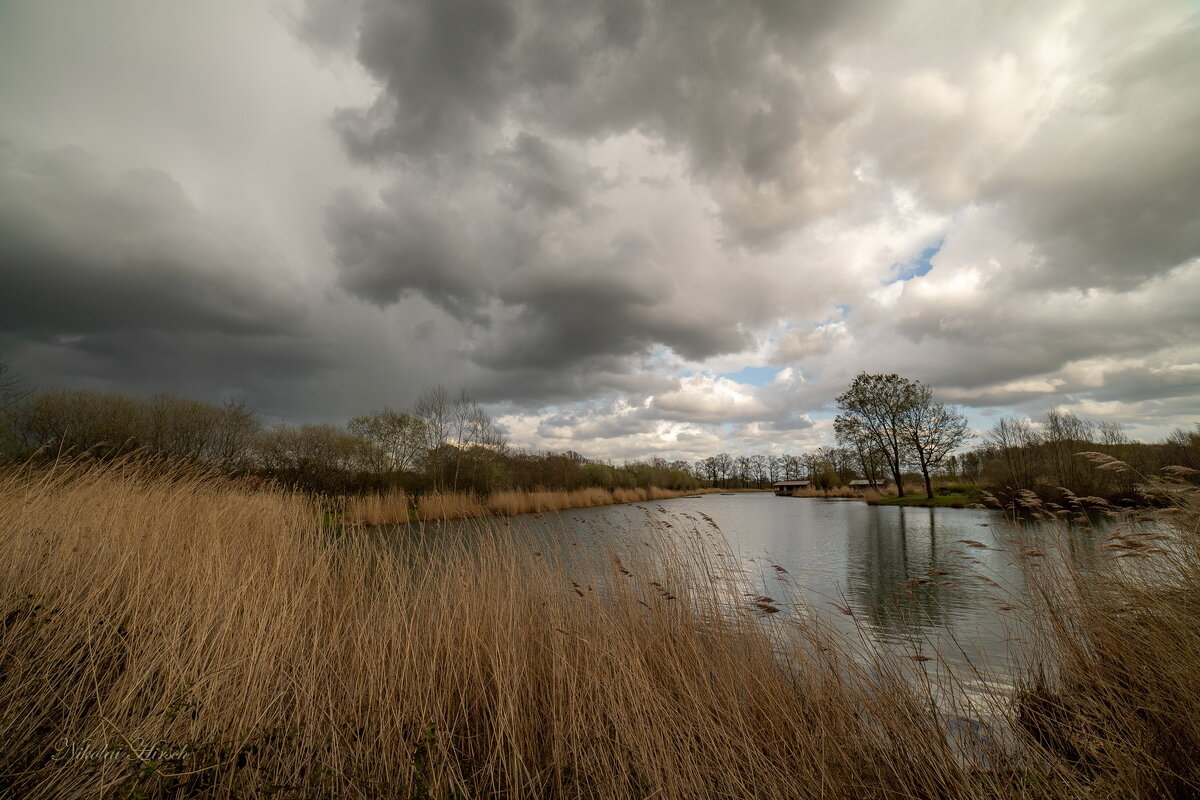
[
  {"xmin": 720, "ymin": 365, "xmax": 781, "ymax": 386},
  {"xmin": 889, "ymin": 238, "xmax": 944, "ymax": 283}
]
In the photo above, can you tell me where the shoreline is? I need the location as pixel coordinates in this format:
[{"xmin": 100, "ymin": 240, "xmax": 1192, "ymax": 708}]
[
  {"xmin": 867, "ymin": 493, "xmax": 978, "ymax": 509},
  {"xmin": 343, "ymin": 486, "xmax": 730, "ymax": 525}
]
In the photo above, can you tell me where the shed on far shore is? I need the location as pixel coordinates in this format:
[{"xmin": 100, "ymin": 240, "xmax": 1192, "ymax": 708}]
[
  {"xmin": 773, "ymin": 479, "xmax": 812, "ymax": 496},
  {"xmin": 848, "ymin": 478, "xmax": 890, "ymax": 490}
]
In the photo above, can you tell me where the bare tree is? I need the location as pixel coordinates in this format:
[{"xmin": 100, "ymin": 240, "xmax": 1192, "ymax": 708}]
[
  {"xmin": 699, "ymin": 456, "xmax": 719, "ymax": 486},
  {"xmin": 348, "ymin": 407, "xmax": 426, "ymax": 473},
  {"xmin": 835, "ymin": 373, "xmax": 916, "ymax": 496},
  {"xmin": 985, "ymin": 416, "xmax": 1041, "ymax": 490},
  {"xmin": 734, "ymin": 455, "xmax": 751, "ymax": 488},
  {"xmin": 414, "ymin": 386, "xmax": 452, "ymax": 488},
  {"xmin": 0, "ymin": 361, "xmax": 29, "ymax": 415},
  {"xmin": 211, "ymin": 397, "xmax": 262, "ymax": 470},
  {"xmin": 767, "ymin": 454, "xmax": 783, "ymax": 484},
  {"xmin": 835, "ymin": 416, "xmax": 888, "ymax": 489},
  {"xmin": 901, "ymin": 385, "xmax": 971, "ymax": 499},
  {"xmin": 414, "ymin": 386, "xmax": 506, "ymax": 490},
  {"xmin": 714, "ymin": 452, "xmax": 733, "ymax": 488},
  {"xmin": 749, "ymin": 454, "xmax": 768, "ymax": 488},
  {"xmin": 1044, "ymin": 408, "xmax": 1100, "ymax": 495},
  {"xmin": 254, "ymin": 423, "xmax": 370, "ymax": 490},
  {"xmin": 782, "ymin": 454, "xmax": 804, "ymax": 480},
  {"xmin": 0, "ymin": 361, "xmax": 31, "ymax": 457}
]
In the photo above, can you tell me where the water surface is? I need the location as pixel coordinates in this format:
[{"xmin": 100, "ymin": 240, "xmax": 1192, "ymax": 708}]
[{"xmin": 401, "ymin": 493, "xmax": 1106, "ymax": 692}]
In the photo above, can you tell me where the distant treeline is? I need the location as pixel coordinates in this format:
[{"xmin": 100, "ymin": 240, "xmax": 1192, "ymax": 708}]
[
  {"xmin": 972, "ymin": 410, "xmax": 1200, "ymax": 503},
  {"xmin": 695, "ymin": 449, "xmax": 866, "ymax": 490},
  {"xmin": 1, "ymin": 363, "xmax": 1195, "ymax": 502},
  {"xmin": 0, "ymin": 376, "xmax": 701, "ymax": 496},
  {"xmin": 0, "ymin": 382, "xmax": 927, "ymax": 495},
  {"xmin": 829, "ymin": 372, "xmax": 1200, "ymax": 502}
]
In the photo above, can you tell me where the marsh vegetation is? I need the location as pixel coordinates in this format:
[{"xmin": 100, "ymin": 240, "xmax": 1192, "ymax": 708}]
[{"xmin": 1, "ymin": 456, "xmax": 1198, "ymax": 798}]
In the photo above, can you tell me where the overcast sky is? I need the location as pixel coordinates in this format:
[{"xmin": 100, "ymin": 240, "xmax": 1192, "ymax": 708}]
[{"xmin": 1, "ymin": 0, "xmax": 1198, "ymax": 461}]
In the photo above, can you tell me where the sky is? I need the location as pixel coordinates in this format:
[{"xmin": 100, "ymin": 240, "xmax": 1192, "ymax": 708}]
[{"xmin": 1, "ymin": 0, "xmax": 1198, "ymax": 462}]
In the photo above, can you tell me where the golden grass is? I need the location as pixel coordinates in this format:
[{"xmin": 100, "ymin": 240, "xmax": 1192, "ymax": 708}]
[
  {"xmin": 784, "ymin": 486, "xmax": 870, "ymax": 498},
  {"xmin": 0, "ymin": 459, "xmax": 999, "ymax": 798},
  {"xmin": 1009, "ymin": 473, "xmax": 1200, "ymax": 797},
  {"xmin": 343, "ymin": 488, "xmax": 410, "ymax": 525},
  {"xmin": 486, "ymin": 487, "xmax": 615, "ymax": 515},
  {"xmin": 343, "ymin": 486, "xmax": 719, "ymax": 524},
  {"xmin": 3, "ymin": 457, "xmax": 1199, "ymax": 798},
  {"xmin": 416, "ymin": 490, "xmax": 486, "ymax": 521}
]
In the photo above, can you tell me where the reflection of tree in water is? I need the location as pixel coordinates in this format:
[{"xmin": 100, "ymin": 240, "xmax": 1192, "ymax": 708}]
[{"xmin": 844, "ymin": 507, "xmax": 959, "ymax": 639}]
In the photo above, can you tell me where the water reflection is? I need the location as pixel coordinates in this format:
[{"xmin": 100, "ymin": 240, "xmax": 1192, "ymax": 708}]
[
  {"xmin": 378, "ymin": 493, "xmax": 1099, "ymax": 682},
  {"xmin": 847, "ymin": 507, "xmax": 953, "ymax": 635}
]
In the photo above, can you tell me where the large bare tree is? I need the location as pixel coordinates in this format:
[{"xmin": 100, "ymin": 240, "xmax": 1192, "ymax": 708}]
[
  {"xmin": 901, "ymin": 385, "xmax": 971, "ymax": 499},
  {"xmin": 414, "ymin": 386, "xmax": 507, "ymax": 490},
  {"xmin": 835, "ymin": 373, "xmax": 916, "ymax": 497},
  {"xmin": 348, "ymin": 407, "xmax": 426, "ymax": 473}
]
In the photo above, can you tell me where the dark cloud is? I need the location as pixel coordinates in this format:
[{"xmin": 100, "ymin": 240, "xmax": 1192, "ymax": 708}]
[
  {"xmin": 495, "ymin": 133, "xmax": 594, "ymax": 213},
  {"xmin": 325, "ymin": 160, "xmax": 750, "ymax": 389},
  {"xmin": 478, "ymin": 240, "xmax": 750, "ymax": 371},
  {"xmin": 537, "ymin": 405, "xmax": 657, "ymax": 440},
  {"xmin": 857, "ymin": 7, "xmax": 1200, "ymax": 293},
  {"xmin": 1088, "ymin": 363, "xmax": 1200, "ymax": 406},
  {"xmin": 985, "ymin": 21, "xmax": 1200, "ymax": 292},
  {"xmin": 293, "ymin": 0, "xmax": 365, "ymax": 52},
  {"xmin": 0, "ymin": 141, "xmax": 306, "ymax": 342},
  {"xmin": 874, "ymin": 259, "xmax": 1200, "ymax": 399},
  {"xmin": 759, "ymin": 410, "xmax": 817, "ymax": 433},
  {"xmin": 327, "ymin": 0, "xmax": 877, "ymax": 242},
  {"xmin": 466, "ymin": 360, "xmax": 674, "ymax": 408},
  {"xmin": 0, "ymin": 140, "xmax": 344, "ymax": 415},
  {"xmin": 337, "ymin": 0, "xmax": 518, "ymax": 161},
  {"xmin": 326, "ymin": 189, "xmax": 491, "ymax": 321}
]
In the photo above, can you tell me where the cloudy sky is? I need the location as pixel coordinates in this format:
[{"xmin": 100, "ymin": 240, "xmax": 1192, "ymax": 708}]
[{"xmin": 2, "ymin": 0, "xmax": 1198, "ymax": 461}]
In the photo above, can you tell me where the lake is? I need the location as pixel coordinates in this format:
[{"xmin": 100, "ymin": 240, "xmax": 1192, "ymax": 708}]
[{"xmin": 399, "ymin": 491, "xmax": 1105, "ymax": 698}]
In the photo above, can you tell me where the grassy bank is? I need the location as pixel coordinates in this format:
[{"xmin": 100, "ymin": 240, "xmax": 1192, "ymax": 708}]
[
  {"xmin": 344, "ymin": 486, "xmax": 719, "ymax": 525},
  {"xmin": 870, "ymin": 492, "xmax": 974, "ymax": 508},
  {"xmin": 2, "ymin": 458, "xmax": 1198, "ymax": 798},
  {"xmin": 868, "ymin": 484, "xmax": 984, "ymax": 508}
]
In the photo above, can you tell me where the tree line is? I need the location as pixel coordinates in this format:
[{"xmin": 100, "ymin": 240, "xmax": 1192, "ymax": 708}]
[
  {"xmin": 694, "ymin": 449, "xmax": 861, "ymax": 490},
  {"xmin": 832, "ymin": 371, "xmax": 1199, "ymax": 503},
  {"xmin": 0, "ymin": 367, "xmax": 701, "ymax": 496},
  {"xmin": 975, "ymin": 409, "xmax": 1199, "ymax": 502},
  {"xmin": 0, "ymin": 365, "xmax": 941, "ymax": 497},
  {"xmin": 2, "ymin": 363, "xmax": 1193, "ymax": 502}
]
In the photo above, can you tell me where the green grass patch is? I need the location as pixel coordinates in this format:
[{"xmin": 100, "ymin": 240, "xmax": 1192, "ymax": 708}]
[{"xmin": 869, "ymin": 492, "xmax": 977, "ymax": 508}]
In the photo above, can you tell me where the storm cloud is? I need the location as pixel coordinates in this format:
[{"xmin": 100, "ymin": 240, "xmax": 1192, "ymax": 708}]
[{"xmin": 1, "ymin": 0, "xmax": 1198, "ymax": 457}]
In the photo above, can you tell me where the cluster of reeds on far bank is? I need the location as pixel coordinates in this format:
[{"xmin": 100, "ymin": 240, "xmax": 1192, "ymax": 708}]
[
  {"xmin": 1, "ymin": 454, "xmax": 1199, "ymax": 799},
  {"xmin": 344, "ymin": 485, "xmax": 722, "ymax": 525}
]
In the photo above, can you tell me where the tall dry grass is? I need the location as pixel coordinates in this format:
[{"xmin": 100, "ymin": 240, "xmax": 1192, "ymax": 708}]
[
  {"xmin": 3, "ymin": 456, "xmax": 1199, "ymax": 798},
  {"xmin": 343, "ymin": 488, "xmax": 410, "ymax": 525},
  {"xmin": 486, "ymin": 487, "xmax": 615, "ymax": 515},
  {"xmin": 784, "ymin": 486, "xmax": 870, "ymax": 499},
  {"xmin": 0, "ymin": 457, "xmax": 1024, "ymax": 799},
  {"xmin": 1007, "ymin": 462, "xmax": 1200, "ymax": 798},
  {"xmin": 350, "ymin": 486, "xmax": 718, "ymax": 524}
]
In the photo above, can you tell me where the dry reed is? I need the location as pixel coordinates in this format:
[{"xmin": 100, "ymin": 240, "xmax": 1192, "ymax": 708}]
[
  {"xmin": 783, "ymin": 486, "xmax": 871, "ymax": 499},
  {"xmin": 416, "ymin": 490, "xmax": 486, "ymax": 521},
  {"xmin": 343, "ymin": 488, "xmax": 410, "ymax": 525},
  {"xmin": 420, "ymin": 487, "xmax": 706, "ymax": 521},
  {"xmin": 2, "ymin": 457, "xmax": 1198, "ymax": 798},
  {"xmin": 1009, "ymin": 469, "xmax": 1200, "ymax": 797}
]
